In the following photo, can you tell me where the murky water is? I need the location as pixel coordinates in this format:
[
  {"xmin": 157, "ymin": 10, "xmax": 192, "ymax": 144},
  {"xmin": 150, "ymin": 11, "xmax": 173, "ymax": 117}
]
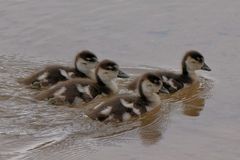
[{"xmin": 1, "ymin": 0, "xmax": 240, "ymax": 160}]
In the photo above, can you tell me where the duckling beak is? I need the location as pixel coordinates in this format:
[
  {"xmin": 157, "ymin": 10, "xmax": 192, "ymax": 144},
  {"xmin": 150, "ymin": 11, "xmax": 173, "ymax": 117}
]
[
  {"xmin": 117, "ymin": 69, "xmax": 129, "ymax": 78},
  {"xmin": 201, "ymin": 63, "xmax": 211, "ymax": 71},
  {"xmin": 159, "ymin": 85, "xmax": 169, "ymax": 94}
]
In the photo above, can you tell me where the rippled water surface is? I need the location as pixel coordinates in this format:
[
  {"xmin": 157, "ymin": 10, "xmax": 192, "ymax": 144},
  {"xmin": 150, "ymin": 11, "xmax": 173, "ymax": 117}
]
[{"xmin": 1, "ymin": 0, "xmax": 240, "ymax": 160}]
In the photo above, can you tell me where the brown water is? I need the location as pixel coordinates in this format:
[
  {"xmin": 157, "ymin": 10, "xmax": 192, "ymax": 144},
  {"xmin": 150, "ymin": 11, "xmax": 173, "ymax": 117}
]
[{"xmin": 1, "ymin": 0, "xmax": 240, "ymax": 160}]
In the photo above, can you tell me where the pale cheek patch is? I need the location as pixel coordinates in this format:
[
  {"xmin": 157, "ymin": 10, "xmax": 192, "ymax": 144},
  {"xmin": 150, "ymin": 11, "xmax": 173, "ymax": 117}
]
[
  {"xmin": 185, "ymin": 57, "xmax": 193, "ymax": 67},
  {"xmin": 76, "ymin": 59, "xmax": 88, "ymax": 73},
  {"xmin": 97, "ymin": 69, "xmax": 108, "ymax": 80},
  {"xmin": 100, "ymin": 106, "xmax": 112, "ymax": 115},
  {"xmin": 98, "ymin": 69, "xmax": 117, "ymax": 81},
  {"xmin": 37, "ymin": 72, "xmax": 49, "ymax": 80},
  {"xmin": 87, "ymin": 62, "xmax": 97, "ymax": 70},
  {"xmin": 186, "ymin": 57, "xmax": 201, "ymax": 71},
  {"xmin": 142, "ymin": 80, "xmax": 154, "ymax": 94}
]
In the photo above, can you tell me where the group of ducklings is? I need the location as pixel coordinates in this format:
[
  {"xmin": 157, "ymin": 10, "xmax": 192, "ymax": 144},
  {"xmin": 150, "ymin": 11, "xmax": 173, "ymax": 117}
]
[{"xmin": 20, "ymin": 50, "xmax": 211, "ymax": 122}]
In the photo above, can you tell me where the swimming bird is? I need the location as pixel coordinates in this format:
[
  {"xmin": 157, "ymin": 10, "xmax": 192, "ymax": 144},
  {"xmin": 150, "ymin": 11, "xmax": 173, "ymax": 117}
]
[
  {"xmin": 86, "ymin": 72, "xmax": 167, "ymax": 122},
  {"xmin": 128, "ymin": 50, "xmax": 211, "ymax": 93},
  {"xmin": 20, "ymin": 50, "xmax": 98, "ymax": 89},
  {"xmin": 35, "ymin": 59, "xmax": 126, "ymax": 105}
]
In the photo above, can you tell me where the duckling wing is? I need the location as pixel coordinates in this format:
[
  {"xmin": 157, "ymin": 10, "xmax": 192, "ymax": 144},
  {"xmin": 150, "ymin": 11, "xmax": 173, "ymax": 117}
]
[
  {"xmin": 86, "ymin": 95, "xmax": 137, "ymax": 122},
  {"xmin": 34, "ymin": 80, "xmax": 65, "ymax": 100},
  {"xmin": 35, "ymin": 78, "xmax": 95, "ymax": 102},
  {"xmin": 43, "ymin": 65, "xmax": 75, "ymax": 83},
  {"xmin": 19, "ymin": 69, "xmax": 47, "ymax": 85},
  {"xmin": 20, "ymin": 65, "xmax": 74, "ymax": 86},
  {"xmin": 47, "ymin": 65, "xmax": 88, "ymax": 80},
  {"xmin": 155, "ymin": 71, "xmax": 184, "ymax": 93},
  {"xmin": 62, "ymin": 78, "xmax": 97, "ymax": 103},
  {"xmin": 70, "ymin": 79, "xmax": 100, "ymax": 98}
]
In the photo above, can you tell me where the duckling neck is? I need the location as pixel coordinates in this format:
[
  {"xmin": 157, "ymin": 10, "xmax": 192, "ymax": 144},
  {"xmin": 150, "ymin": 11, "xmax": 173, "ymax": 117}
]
[
  {"xmin": 74, "ymin": 68, "xmax": 88, "ymax": 77},
  {"xmin": 96, "ymin": 75, "xmax": 118, "ymax": 94},
  {"xmin": 182, "ymin": 64, "xmax": 196, "ymax": 83},
  {"xmin": 147, "ymin": 93, "xmax": 161, "ymax": 106},
  {"xmin": 75, "ymin": 62, "xmax": 92, "ymax": 77},
  {"xmin": 138, "ymin": 87, "xmax": 161, "ymax": 106},
  {"xmin": 87, "ymin": 70, "xmax": 96, "ymax": 80}
]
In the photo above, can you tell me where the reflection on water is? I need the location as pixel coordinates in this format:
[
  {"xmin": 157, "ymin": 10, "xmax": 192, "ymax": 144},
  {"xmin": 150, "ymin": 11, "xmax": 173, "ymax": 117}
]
[
  {"xmin": 160, "ymin": 78, "xmax": 213, "ymax": 117},
  {"xmin": 0, "ymin": 56, "xmax": 213, "ymax": 159},
  {"xmin": 183, "ymin": 98, "xmax": 205, "ymax": 117},
  {"xmin": 138, "ymin": 107, "xmax": 170, "ymax": 145}
]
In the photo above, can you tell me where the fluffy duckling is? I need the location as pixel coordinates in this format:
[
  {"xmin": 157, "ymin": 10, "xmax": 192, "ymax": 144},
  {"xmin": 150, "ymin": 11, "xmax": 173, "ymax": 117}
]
[
  {"xmin": 35, "ymin": 59, "xmax": 125, "ymax": 105},
  {"xmin": 86, "ymin": 72, "xmax": 167, "ymax": 122},
  {"xmin": 128, "ymin": 50, "xmax": 211, "ymax": 93},
  {"xmin": 20, "ymin": 50, "xmax": 98, "ymax": 89}
]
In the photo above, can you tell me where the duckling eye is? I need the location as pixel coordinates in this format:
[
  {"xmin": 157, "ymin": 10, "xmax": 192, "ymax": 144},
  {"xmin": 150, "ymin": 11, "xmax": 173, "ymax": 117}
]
[{"xmin": 154, "ymin": 80, "xmax": 160, "ymax": 84}]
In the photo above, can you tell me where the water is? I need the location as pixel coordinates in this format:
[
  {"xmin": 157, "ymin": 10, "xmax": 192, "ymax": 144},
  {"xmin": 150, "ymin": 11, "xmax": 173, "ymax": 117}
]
[{"xmin": 0, "ymin": 0, "xmax": 240, "ymax": 160}]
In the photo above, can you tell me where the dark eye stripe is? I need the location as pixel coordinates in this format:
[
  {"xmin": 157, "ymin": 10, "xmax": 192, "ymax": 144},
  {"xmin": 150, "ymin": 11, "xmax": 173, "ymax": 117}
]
[
  {"xmin": 104, "ymin": 64, "xmax": 118, "ymax": 71},
  {"xmin": 154, "ymin": 80, "xmax": 160, "ymax": 84},
  {"xmin": 193, "ymin": 56, "xmax": 204, "ymax": 63},
  {"xmin": 149, "ymin": 77, "xmax": 160, "ymax": 85},
  {"xmin": 85, "ymin": 57, "xmax": 97, "ymax": 62},
  {"xmin": 106, "ymin": 66, "xmax": 117, "ymax": 71},
  {"xmin": 153, "ymin": 80, "xmax": 160, "ymax": 85}
]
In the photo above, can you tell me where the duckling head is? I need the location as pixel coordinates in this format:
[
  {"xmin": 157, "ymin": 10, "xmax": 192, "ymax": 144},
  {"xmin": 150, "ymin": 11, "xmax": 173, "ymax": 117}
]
[
  {"xmin": 138, "ymin": 73, "xmax": 163, "ymax": 98},
  {"xmin": 75, "ymin": 50, "xmax": 98, "ymax": 74},
  {"xmin": 96, "ymin": 59, "xmax": 120, "ymax": 84},
  {"xmin": 182, "ymin": 50, "xmax": 211, "ymax": 75}
]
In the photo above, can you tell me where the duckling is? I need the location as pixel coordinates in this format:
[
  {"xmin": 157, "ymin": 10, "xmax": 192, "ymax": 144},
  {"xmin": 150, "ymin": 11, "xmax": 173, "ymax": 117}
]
[
  {"xmin": 86, "ymin": 72, "xmax": 167, "ymax": 122},
  {"xmin": 35, "ymin": 59, "xmax": 125, "ymax": 105},
  {"xmin": 20, "ymin": 50, "xmax": 98, "ymax": 89},
  {"xmin": 128, "ymin": 50, "xmax": 211, "ymax": 93}
]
